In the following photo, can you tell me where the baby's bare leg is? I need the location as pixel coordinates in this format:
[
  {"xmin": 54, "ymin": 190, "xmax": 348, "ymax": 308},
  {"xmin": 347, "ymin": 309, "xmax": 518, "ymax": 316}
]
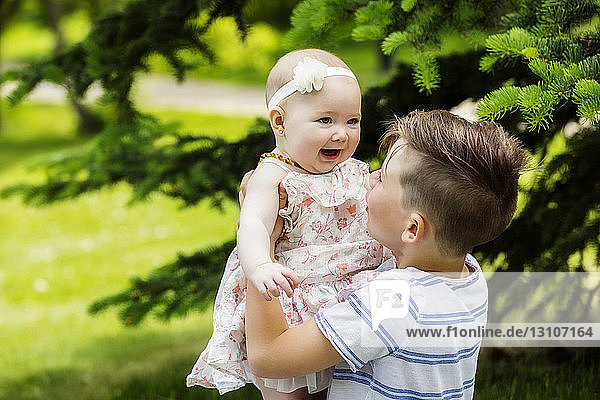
[
  {"xmin": 254, "ymin": 379, "xmax": 311, "ymax": 400},
  {"xmin": 307, "ymin": 389, "xmax": 328, "ymax": 400}
]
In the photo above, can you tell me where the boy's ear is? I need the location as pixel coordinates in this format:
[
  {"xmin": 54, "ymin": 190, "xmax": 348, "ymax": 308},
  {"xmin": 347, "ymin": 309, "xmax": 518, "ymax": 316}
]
[
  {"xmin": 269, "ymin": 106, "xmax": 285, "ymax": 137},
  {"xmin": 401, "ymin": 212, "xmax": 425, "ymax": 244}
]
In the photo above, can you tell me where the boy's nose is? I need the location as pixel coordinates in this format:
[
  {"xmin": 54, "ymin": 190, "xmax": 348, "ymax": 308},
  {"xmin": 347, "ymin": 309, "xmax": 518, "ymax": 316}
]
[
  {"xmin": 365, "ymin": 172, "xmax": 375, "ymax": 192},
  {"xmin": 366, "ymin": 170, "xmax": 378, "ymax": 191}
]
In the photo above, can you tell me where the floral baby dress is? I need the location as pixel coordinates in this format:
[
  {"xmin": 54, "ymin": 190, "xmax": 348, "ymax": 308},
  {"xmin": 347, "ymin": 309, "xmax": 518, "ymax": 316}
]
[{"xmin": 186, "ymin": 157, "xmax": 386, "ymax": 394}]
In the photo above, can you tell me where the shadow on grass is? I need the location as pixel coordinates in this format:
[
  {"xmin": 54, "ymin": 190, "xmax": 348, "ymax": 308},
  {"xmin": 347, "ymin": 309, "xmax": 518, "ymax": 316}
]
[
  {"xmin": 0, "ymin": 137, "xmax": 88, "ymax": 173},
  {"xmin": 1, "ymin": 357, "xmax": 261, "ymax": 400},
  {"xmin": 475, "ymin": 348, "xmax": 600, "ymax": 400},
  {"xmin": 1, "ymin": 323, "xmax": 262, "ymax": 400},
  {"xmin": 4, "ymin": 338, "xmax": 599, "ymax": 400}
]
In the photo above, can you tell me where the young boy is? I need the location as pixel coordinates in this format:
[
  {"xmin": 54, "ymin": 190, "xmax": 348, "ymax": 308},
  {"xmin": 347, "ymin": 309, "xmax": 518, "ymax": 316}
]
[{"xmin": 245, "ymin": 110, "xmax": 530, "ymax": 399}]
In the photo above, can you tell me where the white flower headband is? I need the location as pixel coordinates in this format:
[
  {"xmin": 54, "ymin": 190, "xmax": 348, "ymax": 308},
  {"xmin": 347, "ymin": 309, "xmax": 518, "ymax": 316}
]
[{"xmin": 267, "ymin": 57, "xmax": 357, "ymax": 111}]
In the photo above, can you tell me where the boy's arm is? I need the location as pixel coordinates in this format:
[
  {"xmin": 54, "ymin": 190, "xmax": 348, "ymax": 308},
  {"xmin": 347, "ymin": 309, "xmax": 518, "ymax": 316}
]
[
  {"xmin": 246, "ymin": 281, "xmax": 344, "ymax": 378},
  {"xmin": 237, "ymin": 163, "xmax": 299, "ymax": 299}
]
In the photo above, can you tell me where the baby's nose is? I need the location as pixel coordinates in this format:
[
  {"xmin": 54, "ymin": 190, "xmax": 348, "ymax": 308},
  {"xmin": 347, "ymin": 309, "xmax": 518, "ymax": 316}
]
[{"xmin": 331, "ymin": 128, "xmax": 348, "ymax": 141}]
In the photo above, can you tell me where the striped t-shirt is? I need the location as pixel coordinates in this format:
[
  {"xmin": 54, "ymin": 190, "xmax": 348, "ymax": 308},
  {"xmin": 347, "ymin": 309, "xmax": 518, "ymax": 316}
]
[{"xmin": 315, "ymin": 255, "xmax": 487, "ymax": 400}]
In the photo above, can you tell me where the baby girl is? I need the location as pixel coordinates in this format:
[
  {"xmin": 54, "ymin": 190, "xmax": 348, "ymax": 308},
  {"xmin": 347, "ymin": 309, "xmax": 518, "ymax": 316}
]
[{"xmin": 187, "ymin": 48, "xmax": 387, "ymax": 399}]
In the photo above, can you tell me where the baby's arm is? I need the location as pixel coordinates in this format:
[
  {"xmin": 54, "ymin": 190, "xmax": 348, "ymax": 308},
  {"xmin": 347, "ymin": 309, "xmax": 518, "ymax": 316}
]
[{"xmin": 237, "ymin": 162, "xmax": 299, "ymax": 300}]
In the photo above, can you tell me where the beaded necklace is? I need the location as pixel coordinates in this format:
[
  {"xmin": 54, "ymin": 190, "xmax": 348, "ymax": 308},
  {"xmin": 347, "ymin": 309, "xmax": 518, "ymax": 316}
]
[
  {"xmin": 259, "ymin": 152, "xmax": 337, "ymax": 175},
  {"xmin": 259, "ymin": 152, "xmax": 303, "ymax": 169}
]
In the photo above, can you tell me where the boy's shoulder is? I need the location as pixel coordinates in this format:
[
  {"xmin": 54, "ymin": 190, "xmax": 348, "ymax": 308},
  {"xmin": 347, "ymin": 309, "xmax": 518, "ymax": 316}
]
[
  {"xmin": 372, "ymin": 255, "xmax": 487, "ymax": 298},
  {"xmin": 361, "ymin": 256, "xmax": 488, "ymax": 328}
]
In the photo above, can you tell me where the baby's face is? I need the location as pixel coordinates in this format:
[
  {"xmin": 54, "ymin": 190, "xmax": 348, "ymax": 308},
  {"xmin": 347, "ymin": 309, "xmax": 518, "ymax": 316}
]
[{"xmin": 278, "ymin": 76, "xmax": 361, "ymax": 174}]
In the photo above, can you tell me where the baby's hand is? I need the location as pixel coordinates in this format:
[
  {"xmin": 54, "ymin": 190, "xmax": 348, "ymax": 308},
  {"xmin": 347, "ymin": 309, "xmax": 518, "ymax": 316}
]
[{"xmin": 249, "ymin": 262, "xmax": 300, "ymax": 301}]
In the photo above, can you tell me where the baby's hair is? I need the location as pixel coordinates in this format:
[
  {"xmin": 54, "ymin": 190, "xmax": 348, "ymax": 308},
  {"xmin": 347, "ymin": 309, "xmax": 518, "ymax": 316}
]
[
  {"xmin": 265, "ymin": 49, "xmax": 351, "ymax": 108},
  {"xmin": 380, "ymin": 110, "xmax": 531, "ymax": 257}
]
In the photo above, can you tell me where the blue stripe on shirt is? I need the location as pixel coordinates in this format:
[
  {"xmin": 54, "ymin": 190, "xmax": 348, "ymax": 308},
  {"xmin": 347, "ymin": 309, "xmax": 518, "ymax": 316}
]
[
  {"xmin": 390, "ymin": 343, "xmax": 480, "ymax": 365},
  {"xmin": 419, "ymin": 300, "xmax": 487, "ymax": 319},
  {"xmin": 396, "ymin": 343, "xmax": 480, "ymax": 359},
  {"xmin": 405, "ymin": 269, "xmax": 480, "ymax": 292},
  {"xmin": 408, "ymin": 298, "xmax": 487, "ymax": 325},
  {"xmin": 332, "ymin": 369, "xmax": 475, "ymax": 399},
  {"xmin": 347, "ymin": 294, "xmax": 399, "ymax": 353},
  {"xmin": 449, "ymin": 273, "xmax": 480, "ymax": 291},
  {"xmin": 315, "ymin": 312, "xmax": 365, "ymax": 369},
  {"xmin": 413, "ymin": 274, "xmax": 440, "ymax": 283}
]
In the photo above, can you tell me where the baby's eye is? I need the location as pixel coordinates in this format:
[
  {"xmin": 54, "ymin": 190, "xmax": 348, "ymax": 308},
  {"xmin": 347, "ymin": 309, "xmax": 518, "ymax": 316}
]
[
  {"xmin": 348, "ymin": 118, "xmax": 360, "ymax": 125},
  {"xmin": 317, "ymin": 117, "xmax": 332, "ymax": 124}
]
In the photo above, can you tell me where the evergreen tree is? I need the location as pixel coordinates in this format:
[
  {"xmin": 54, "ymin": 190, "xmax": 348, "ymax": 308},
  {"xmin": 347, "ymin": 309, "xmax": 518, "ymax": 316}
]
[
  {"xmin": 286, "ymin": 0, "xmax": 600, "ymax": 128},
  {"xmin": 1, "ymin": 0, "xmax": 598, "ymax": 325},
  {"xmin": 1, "ymin": 0, "xmax": 122, "ymax": 134},
  {"xmin": 285, "ymin": 0, "xmax": 600, "ymax": 276}
]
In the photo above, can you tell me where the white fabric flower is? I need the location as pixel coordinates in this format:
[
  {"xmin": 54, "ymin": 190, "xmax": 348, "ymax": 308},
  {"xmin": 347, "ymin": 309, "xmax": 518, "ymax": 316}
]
[{"xmin": 292, "ymin": 57, "xmax": 328, "ymax": 94}]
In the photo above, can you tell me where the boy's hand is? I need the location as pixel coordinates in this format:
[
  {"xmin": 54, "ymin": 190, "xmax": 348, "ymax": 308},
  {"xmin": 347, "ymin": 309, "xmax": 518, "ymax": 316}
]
[{"xmin": 249, "ymin": 262, "xmax": 300, "ymax": 301}]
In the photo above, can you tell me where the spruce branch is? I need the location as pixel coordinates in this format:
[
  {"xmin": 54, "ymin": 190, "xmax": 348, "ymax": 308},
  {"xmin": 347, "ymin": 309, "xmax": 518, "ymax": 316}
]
[
  {"xmin": 519, "ymin": 89, "xmax": 558, "ymax": 131},
  {"xmin": 484, "ymin": 27, "xmax": 540, "ymax": 64},
  {"xmin": 412, "ymin": 52, "xmax": 440, "ymax": 94},
  {"xmin": 528, "ymin": 58, "xmax": 563, "ymax": 82},
  {"xmin": 1, "ymin": 0, "xmax": 250, "ymax": 115},
  {"xmin": 89, "ymin": 240, "xmax": 236, "ymax": 325},
  {"xmin": 477, "ymin": 127, "xmax": 600, "ymax": 272},
  {"xmin": 284, "ymin": 0, "xmax": 359, "ymax": 49},
  {"xmin": 574, "ymin": 79, "xmax": 600, "ymax": 123},
  {"xmin": 381, "ymin": 31, "xmax": 409, "ymax": 55},
  {"xmin": 477, "ymin": 86, "xmax": 522, "ymax": 120},
  {"xmin": 1, "ymin": 118, "xmax": 273, "ymax": 208},
  {"xmin": 401, "ymin": 0, "xmax": 418, "ymax": 12}
]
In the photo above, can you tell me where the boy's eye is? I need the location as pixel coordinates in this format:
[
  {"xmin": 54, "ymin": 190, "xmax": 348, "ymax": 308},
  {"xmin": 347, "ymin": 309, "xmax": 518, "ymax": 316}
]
[
  {"xmin": 348, "ymin": 118, "xmax": 360, "ymax": 125},
  {"xmin": 317, "ymin": 117, "xmax": 332, "ymax": 124}
]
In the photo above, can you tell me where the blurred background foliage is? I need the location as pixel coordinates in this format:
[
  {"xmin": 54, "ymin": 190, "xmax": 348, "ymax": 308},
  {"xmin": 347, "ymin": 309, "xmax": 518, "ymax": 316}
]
[{"xmin": 1, "ymin": 0, "xmax": 599, "ymax": 399}]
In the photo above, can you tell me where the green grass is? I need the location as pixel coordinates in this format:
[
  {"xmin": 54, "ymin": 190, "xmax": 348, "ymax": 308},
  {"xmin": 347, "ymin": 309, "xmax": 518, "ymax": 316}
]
[
  {"xmin": 475, "ymin": 348, "xmax": 599, "ymax": 399},
  {"xmin": 0, "ymin": 10, "xmax": 90, "ymax": 62},
  {"xmin": 0, "ymin": 102, "xmax": 85, "ymax": 172},
  {"xmin": 150, "ymin": 109, "xmax": 260, "ymax": 142},
  {"xmin": 1, "ymin": 101, "xmax": 598, "ymax": 399},
  {"xmin": 0, "ymin": 102, "xmax": 262, "ymax": 399}
]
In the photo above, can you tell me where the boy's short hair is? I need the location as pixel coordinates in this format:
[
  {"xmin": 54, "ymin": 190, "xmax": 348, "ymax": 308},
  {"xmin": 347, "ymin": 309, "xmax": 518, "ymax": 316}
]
[
  {"xmin": 266, "ymin": 49, "xmax": 351, "ymax": 108},
  {"xmin": 380, "ymin": 110, "xmax": 530, "ymax": 257}
]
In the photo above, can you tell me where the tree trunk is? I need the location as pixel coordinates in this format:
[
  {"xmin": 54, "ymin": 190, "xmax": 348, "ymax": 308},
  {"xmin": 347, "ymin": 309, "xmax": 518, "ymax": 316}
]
[
  {"xmin": 379, "ymin": 50, "xmax": 391, "ymax": 72},
  {"xmin": 42, "ymin": 0, "xmax": 104, "ymax": 135},
  {"xmin": 69, "ymin": 97, "xmax": 105, "ymax": 136},
  {"xmin": 41, "ymin": 0, "xmax": 66, "ymax": 53}
]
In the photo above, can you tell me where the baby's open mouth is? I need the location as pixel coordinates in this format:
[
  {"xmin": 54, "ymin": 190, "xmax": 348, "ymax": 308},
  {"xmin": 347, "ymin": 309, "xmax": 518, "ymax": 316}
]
[{"xmin": 320, "ymin": 149, "xmax": 342, "ymax": 159}]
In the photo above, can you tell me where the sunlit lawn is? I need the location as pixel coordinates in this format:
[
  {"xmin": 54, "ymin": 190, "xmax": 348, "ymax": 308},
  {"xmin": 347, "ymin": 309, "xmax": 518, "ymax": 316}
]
[
  {"xmin": 0, "ymin": 102, "xmax": 262, "ymax": 399},
  {"xmin": 2, "ymin": 103, "xmax": 599, "ymax": 400},
  {"xmin": 2, "ymin": 9, "xmax": 598, "ymax": 395}
]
